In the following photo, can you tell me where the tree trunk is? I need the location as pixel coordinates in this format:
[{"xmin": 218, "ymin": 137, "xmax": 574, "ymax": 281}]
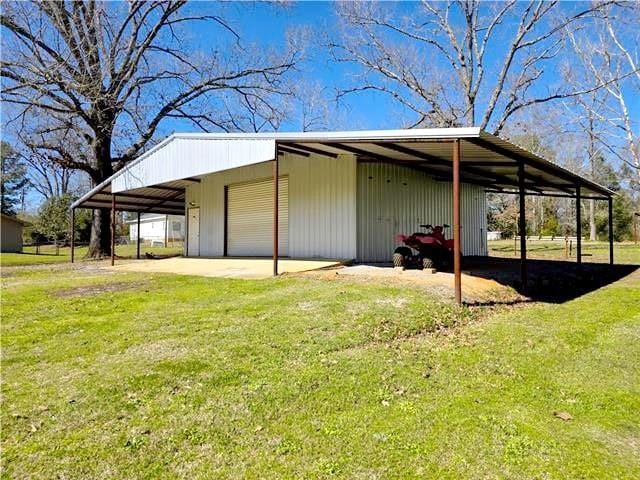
[
  {"xmin": 88, "ymin": 208, "xmax": 112, "ymax": 257},
  {"xmin": 587, "ymin": 119, "xmax": 597, "ymax": 241},
  {"xmin": 589, "ymin": 199, "xmax": 596, "ymax": 241},
  {"xmin": 86, "ymin": 135, "xmax": 114, "ymax": 258}
]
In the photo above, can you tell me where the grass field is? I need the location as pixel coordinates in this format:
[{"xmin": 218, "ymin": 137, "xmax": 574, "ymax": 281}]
[
  {"xmin": 0, "ymin": 243, "xmax": 183, "ymax": 267},
  {"xmin": 489, "ymin": 239, "xmax": 639, "ymax": 264},
  {"xmin": 2, "ymin": 251, "xmax": 639, "ymax": 478}
]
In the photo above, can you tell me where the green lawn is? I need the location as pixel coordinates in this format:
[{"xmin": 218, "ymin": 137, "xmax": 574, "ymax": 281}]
[
  {"xmin": 1, "ymin": 243, "xmax": 183, "ymax": 267},
  {"xmin": 2, "ymin": 259, "xmax": 639, "ymax": 478},
  {"xmin": 489, "ymin": 239, "xmax": 639, "ymax": 264}
]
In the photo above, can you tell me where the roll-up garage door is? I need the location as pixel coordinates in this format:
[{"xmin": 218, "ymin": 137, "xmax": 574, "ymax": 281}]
[{"xmin": 227, "ymin": 177, "xmax": 289, "ymax": 256}]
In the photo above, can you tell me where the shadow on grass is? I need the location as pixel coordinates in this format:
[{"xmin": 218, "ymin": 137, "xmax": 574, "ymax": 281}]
[{"xmin": 464, "ymin": 256, "xmax": 639, "ymax": 304}]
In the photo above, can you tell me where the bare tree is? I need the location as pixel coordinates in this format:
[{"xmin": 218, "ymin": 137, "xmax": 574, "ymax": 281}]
[
  {"xmin": 330, "ymin": 1, "xmax": 619, "ymax": 134},
  {"xmin": 20, "ymin": 147, "xmax": 78, "ymax": 199},
  {"xmin": 578, "ymin": 4, "xmax": 640, "ymax": 181},
  {"xmin": 1, "ymin": 1, "xmax": 300, "ymax": 257},
  {"xmin": 563, "ymin": 2, "xmax": 639, "ymax": 236}
]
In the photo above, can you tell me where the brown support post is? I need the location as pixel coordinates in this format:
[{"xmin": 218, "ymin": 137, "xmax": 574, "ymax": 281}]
[
  {"xmin": 576, "ymin": 186, "xmax": 582, "ymax": 269},
  {"xmin": 273, "ymin": 147, "xmax": 279, "ymax": 276},
  {"xmin": 165, "ymin": 214, "xmax": 169, "ymax": 247},
  {"xmin": 223, "ymin": 185, "xmax": 229, "ymax": 257},
  {"xmin": 452, "ymin": 139, "xmax": 462, "ymax": 305},
  {"xmin": 518, "ymin": 161, "xmax": 527, "ymax": 288},
  {"xmin": 111, "ymin": 195, "xmax": 116, "ymax": 266},
  {"xmin": 70, "ymin": 208, "xmax": 75, "ymax": 263},
  {"xmin": 608, "ymin": 195, "xmax": 614, "ymax": 265},
  {"xmin": 136, "ymin": 213, "xmax": 141, "ymax": 260}
]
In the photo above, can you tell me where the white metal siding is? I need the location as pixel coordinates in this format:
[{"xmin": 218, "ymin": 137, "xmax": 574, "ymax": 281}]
[
  {"xmin": 112, "ymin": 138, "xmax": 276, "ymax": 192},
  {"xmin": 187, "ymin": 153, "xmax": 357, "ymax": 259},
  {"xmin": 287, "ymin": 154, "xmax": 357, "ymax": 259},
  {"xmin": 357, "ymin": 162, "xmax": 487, "ymax": 262},
  {"xmin": 227, "ymin": 177, "xmax": 289, "ymax": 256}
]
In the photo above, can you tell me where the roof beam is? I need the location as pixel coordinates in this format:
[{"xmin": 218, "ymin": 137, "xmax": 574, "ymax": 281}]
[
  {"xmin": 370, "ymin": 141, "xmax": 542, "ymax": 192},
  {"xmin": 465, "ymin": 136, "xmax": 609, "ymax": 195},
  {"xmin": 277, "ymin": 145, "xmax": 310, "ymax": 157},
  {"xmin": 143, "ymin": 185, "xmax": 184, "ymax": 193},
  {"xmin": 522, "ymin": 172, "xmax": 575, "ymax": 194},
  {"xmin": 92, "ymin": 192, "xmax": 184, "ymax": 204},
  {"xmin": 372, "ymin": 142, "xmax": 451, "ymax": 167},
  {"xmin": 487, "ymin": 189, "xmax": 607, "ymax": 200},
  {"xmin": 283, "ymin": 143, "xmax": 338, "ymax": 158},
  {"xmin": 141, "ymin": 188, "xmax": 185, "ymax": 213},
  {"xmin": 461, "ymin": 161, "xmax": 518, "ymax": 167},
  {"xmin": 357, "ymin": 159, "xmax": 453, "ymax": 182},
  {"xmin": 77, "ymin": 200, "xmax": 183, "ymax": 213},
  {"xmin": 351, "ymin": 147, "xmax": 510, "ymax": 191}
]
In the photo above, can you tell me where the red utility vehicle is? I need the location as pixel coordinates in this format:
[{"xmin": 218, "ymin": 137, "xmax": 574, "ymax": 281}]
[{"xmin": 393, "ymin": 224, "xmax": 455, "ymax": 271}]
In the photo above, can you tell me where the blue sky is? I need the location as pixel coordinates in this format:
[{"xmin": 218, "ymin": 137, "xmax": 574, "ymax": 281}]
[
  {"xmin": 169, "ymin": 1, "xmax": 411, "ymax": 132},
  {"xmin": 5, "ymin": 1, "xmax": 638, "ymax": 208},
  {"xmin": 173, "ymin": 1, "xmax": 639, "ymax": 135}
]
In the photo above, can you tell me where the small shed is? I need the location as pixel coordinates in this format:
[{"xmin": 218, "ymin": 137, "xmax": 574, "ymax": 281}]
[{"xmin": 1, "ymin": 214, "xmax": 25, "ymax": 252}]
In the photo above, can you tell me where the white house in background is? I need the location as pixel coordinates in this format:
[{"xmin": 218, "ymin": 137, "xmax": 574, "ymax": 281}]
[
  {"xmin": 128, "ymin": 213, "xmax": 184, "ymax": 245},
  {"xmin": 487, "ymin": 231, "xmax": 502, "ymax": 241}
]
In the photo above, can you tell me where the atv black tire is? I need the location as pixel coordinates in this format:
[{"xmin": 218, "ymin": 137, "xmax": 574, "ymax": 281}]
[
  {"xmin": 422, "ymin": 256, "xmax": 435, "ymax": 270},
  {"xmin": 393, "ymin": 247, "xmax": 412, "ymax": 268},
  {"xmin": 393, "ymin": 253, "xmax": 406, "ymax": 268}
]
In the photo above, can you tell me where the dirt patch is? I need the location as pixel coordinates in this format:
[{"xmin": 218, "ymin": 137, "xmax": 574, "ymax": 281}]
[
  {"xmin": 53, "ymin": 280, "xmax": 147, "ymax": 298},
  {"xmin": 299, "ymin": 265, "xmax": 524, "ymax": 305}
]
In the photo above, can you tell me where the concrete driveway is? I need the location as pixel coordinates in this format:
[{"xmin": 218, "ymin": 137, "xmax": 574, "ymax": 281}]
[{"xmin": 107, "ymin": 257, "xmax": 340, "ymax": 279}]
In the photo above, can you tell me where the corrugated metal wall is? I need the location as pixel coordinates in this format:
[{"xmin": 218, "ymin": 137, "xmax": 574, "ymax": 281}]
[
  {"xmin": 356, "ymin": 162, "xmax": 487, "ymax": 262},
  {"xmin": 185, "ymin": 153, "xmax": 357, "ymax": 259}
]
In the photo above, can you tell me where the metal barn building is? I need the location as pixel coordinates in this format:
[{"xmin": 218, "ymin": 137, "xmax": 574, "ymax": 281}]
[{"xmin": 72, "ymin": 128, "xmax": 614, "ymax": 304}]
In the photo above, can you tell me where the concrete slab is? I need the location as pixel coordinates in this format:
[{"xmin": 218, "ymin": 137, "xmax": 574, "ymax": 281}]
[{"xmin": 106, "ymin": 257, "xmax": 340, "ymax": 279}]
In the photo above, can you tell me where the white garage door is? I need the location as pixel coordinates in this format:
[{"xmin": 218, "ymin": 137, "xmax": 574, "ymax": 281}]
[{"xmin": 227, "ymin": 177, "xmax": 289, "ymax": 256}]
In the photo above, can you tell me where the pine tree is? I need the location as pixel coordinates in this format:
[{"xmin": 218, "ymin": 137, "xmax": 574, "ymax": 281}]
[{"xmin": 0, "ymin": 142, "xmax": 29, "ymax": 216}]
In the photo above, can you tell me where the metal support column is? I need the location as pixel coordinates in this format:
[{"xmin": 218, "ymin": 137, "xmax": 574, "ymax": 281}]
[
  {"xmin": 70, "ymin": 208, "xmax": 75, "ymax": 263},
  {"xmin": 111, "ymin": 195, "xmax": 116, "ymax": 266},
  {"xmin": 608, "ymin": 195, "xmax": 614, "ymax": 265},
  {"xmin": 165, "ymin": 214, "xmax": 169, "ymax": 247},
  {"xmin": 452, "ymin": 139, "xmax": 461, "ymax": 305},
  {"xmin": 273, "ymin": 148, "xmax": 279, "ymax": 277},
  {"xmin": 518, "ymin": 161, "xmax": 527, "ymax": 288},
  {"xmin": 136, "ymin": 213, "xmax": 141, "ymax": 260},
  {"xmin": 576, "ymin": 186, "xmax": 582, "ymax": 269}
]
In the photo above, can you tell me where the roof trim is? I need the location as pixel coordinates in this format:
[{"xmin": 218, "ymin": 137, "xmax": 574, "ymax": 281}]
[
  {"xmin": 72, "ymin": 127, "xmax": 613, "ymax": 211},
  {"xmin": 1, "ymin": 213, "xmax": 28, "ymax": 225}
]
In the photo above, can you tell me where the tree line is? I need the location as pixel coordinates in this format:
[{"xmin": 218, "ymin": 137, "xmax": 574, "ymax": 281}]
[{"xmin": 1, "ymin": 1, "xmax": 638, "ymax": 255}]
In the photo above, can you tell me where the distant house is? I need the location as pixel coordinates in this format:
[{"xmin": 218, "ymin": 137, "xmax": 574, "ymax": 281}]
[
  {"xmin": 1, "ymin": 214, "xmax": 26, "ymax": 252},
  {"xmin": 487, "ymin": 231, "xmax": 502, "ymax": 241},
  {"xmin": 127, "ymin": 213, "xmax": 184, "ymax": 246}
]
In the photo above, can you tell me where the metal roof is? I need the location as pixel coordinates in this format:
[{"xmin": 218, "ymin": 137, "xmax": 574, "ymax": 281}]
[
  {"xmin": 72, "ymin": 128, "xmax": 612, "ymax": 213},
  {"xmin": 72, "ymin": 178, "xmax": 194, "ymax": 215}
]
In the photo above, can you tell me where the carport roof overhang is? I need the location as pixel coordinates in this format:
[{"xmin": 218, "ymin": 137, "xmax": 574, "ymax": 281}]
[{"xmin": 71, "ymin": 127, "xmax": 613, "ymax": 213}]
